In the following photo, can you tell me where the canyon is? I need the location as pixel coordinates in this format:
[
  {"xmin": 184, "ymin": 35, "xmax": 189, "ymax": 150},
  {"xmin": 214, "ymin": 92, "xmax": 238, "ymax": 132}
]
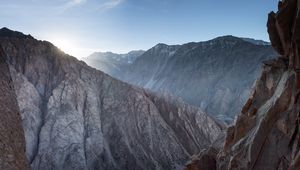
[
  {"xmin": 85, "ymin": 36, "xmax": 277, "ymax": 123},
  {"xmin": 0, "ymin": 0, "xmax": 299, "ymax": 169},
  {"xmin": 0, "ymin": 27, "xmax": 223, "ymax": 170}
]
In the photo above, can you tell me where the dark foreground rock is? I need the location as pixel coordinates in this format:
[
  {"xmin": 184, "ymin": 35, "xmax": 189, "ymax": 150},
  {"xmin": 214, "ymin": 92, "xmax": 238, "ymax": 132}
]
[
  {"xmin": 0, "ymin": 46, "xmax": 28, "ymax": 170},
  {"xmin": 186, "ymin": 0, "xmax": 300, "ymax": 169}
]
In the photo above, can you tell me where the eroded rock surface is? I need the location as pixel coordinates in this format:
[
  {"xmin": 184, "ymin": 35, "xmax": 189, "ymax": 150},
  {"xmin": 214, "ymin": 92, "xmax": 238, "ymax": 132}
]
[
  {"xmin": 217, "ymin": 58, "xmax": 294, "ymax": 170},
  {"xmin": 0, "ymin": 27, "xmax": 224, "ymax": 170},
  {"xmin": 0, "ymin": 45, "xmax": 28, "ymax": 170},
  {"xmin": 186, "ymin": 0, "xmax": 300, "ymax": 169}
]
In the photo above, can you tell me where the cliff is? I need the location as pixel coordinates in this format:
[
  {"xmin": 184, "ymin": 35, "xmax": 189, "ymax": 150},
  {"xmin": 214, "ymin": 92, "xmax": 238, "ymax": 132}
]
[
  {"xmin": 0, "ymin": 45, "xmax": 28, "ymax": 169},
  {"xmin": 0, "ymin": 27, "xmax": 224, "ymax": 170},
  {"xmin": 186, "ymin": 0, "xmax": 300, "ymax": 169}
]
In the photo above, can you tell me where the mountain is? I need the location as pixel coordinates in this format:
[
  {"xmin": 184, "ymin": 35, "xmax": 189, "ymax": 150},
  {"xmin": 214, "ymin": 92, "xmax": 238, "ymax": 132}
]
[
  {"xmin": 0, "ymin": 27, "xmax": 224, "ymax": 170},
  {"xmin": 109, "ymin": 36, "xmax": 277, "ymax": 123},
  {"xmin": 186, "ymin": 0, "xmax": 300, "ymax": 169},
  {"xmin": 82, "ymin": 50, "xmax": 144, "ymax": 77},
  {"xmin": 241, "ymin": 37, "xmax": 271, "ymax": 45},
  {"xmin": 0, "ymin": 45, "xmax": 28, "ymax": 170}
]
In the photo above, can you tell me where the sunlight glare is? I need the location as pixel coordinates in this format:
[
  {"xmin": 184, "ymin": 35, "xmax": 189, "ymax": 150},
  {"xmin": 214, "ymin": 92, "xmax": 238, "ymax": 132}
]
[{"xmin": 51, "ymin": 38, "xmax": 74, "ymax": 55}]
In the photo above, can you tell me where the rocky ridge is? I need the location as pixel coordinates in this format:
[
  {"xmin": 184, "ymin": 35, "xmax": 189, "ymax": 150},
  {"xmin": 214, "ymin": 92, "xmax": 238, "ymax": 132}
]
[
  {"xmin": 114, "ymin": 36, "xmax": 276, "ymax": 123},
  {"xmin": 0, "ymin": 27, "xmax": 224, "ymax": 170},
  {"xmin": 186, "ymin": 0, "xmax": 300, "ymax": 169},
  {"xmin": 82, "ymin": 50, "xmax": 144, "ymax": 78}
]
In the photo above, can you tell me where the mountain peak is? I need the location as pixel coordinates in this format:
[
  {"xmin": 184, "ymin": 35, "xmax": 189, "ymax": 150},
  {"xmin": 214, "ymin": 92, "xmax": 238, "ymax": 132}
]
[
  {"xmin": 0, "ymin": 27, "xmax": 33, "ymax": 39},
  {"xmin": 208, "ymin": 35, "xmax": 270, "ymax": 46},
  {"xmin": 154, "ymin": 43, "xmax": 169, "ymax": 48},
  {"xmin": 210, "ymin": 35, "xmax": 270, "ymax": 45},
  {"xmin": 210, "ymin": 35, "xmax": 243, "ymax": 42}
]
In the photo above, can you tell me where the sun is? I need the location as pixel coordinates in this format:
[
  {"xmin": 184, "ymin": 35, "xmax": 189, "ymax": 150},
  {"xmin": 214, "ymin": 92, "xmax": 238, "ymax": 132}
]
[
  {"xmin": 47, "ymin": 35, "xmax": 93, "ymax": 59},
  {"xmin": 49, "ymin": 37, "xmax": 91, "ymax": 59},
  {"xmin": 50, "ymin": 38, "xmax": 75, "ymax": 55}
]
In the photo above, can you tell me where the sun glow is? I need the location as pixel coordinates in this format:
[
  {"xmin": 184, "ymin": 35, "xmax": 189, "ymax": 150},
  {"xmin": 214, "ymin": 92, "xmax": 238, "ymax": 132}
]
[
  {"xmin": 48, "ymin": 37, "xmax": 95, "ymax": 59},
  {"xmin": 50, "ymin": 38, "xmax": 75, "ymax": 55}
]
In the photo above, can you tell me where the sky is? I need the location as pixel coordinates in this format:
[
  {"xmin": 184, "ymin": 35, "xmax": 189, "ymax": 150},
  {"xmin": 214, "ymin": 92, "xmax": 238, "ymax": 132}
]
[{"xmin": 0, "ymin": 0, "xmax": 278, "ymax": 59}]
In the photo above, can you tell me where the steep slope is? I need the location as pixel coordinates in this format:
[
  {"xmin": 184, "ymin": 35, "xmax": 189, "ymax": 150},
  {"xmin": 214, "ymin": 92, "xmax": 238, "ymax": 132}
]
[
  {"xmin": 0, "ymin": 45, "xmax": 28, "ymax": 170},
  {"xmin": 217, "ymin": 1, "xmax": 300, "ymax": 169},
  {"xmin": 82, "ymin": 50, "xmax": 144, "ymax": 78},
  {"xmin": 186, "ymin": 0, "xmax": 300, "ymax": 169},
  {"xmin": 115, "ymin": 37, "xmax": 277, "ymax": 122},
  {"xmin": 241, "ymin": 38, "xmax": 271, "ymax": 46},
  {"xmin": 0, "ymin": 27, "xmax": 223, "ymax": 170}
]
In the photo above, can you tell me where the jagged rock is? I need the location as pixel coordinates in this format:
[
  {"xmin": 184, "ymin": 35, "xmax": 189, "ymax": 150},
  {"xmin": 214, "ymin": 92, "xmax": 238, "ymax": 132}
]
[
  {"xmin": 214, "ymin": 0, "xmax": 300, "ymax": 169},
  {"xmin": 0, "ymin": 28, "xmax": 224, "ymax": 170},
  {"xmin": 268, "ymin": 0, "xmax": 299, "ymax": 68},
  {"xmin": 218, "ymin": 65, "xmax": 294, "ymax": 169},
  {"xmin": 0, "ymin": 46, "xmax": 28, "ymax": 170},
  {"xmin": 267, "ymin": 12, "xmax": 285, "ymax": 55},
  {"xmin": 185, "ymin": 148, "xmax": 218, "ymax": 170}
]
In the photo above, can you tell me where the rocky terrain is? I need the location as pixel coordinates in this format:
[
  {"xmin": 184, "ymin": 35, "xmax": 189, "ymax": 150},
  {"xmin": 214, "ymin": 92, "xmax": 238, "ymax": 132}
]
[
  {"xmin": 0, "ymin": 27, "xmax": 224, "ymax": 170},
  {"xmin": 110, "ymin": 37, "xmax": 277, "ymax": 123},
  {"xmin": 82, "ymin": 50, "xmax": 144, "ymax": 78},
  {"xmin": 0, "ymin": 45, "xmax": 28, "ymax": 169},
  {"xmin": 186, "ymin": 0, "xmax": 300, "ymax": 169}
]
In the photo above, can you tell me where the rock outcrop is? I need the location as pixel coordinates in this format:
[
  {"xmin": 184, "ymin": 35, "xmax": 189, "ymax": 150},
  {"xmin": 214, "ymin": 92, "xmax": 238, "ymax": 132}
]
[
  {"xmin": 0, "ymin": 27, "xmax": 224, "ymax": 170},
  {"xmin": 105, "ymin": 36, "xmax": 276, "ymax": 123},
  {"xmin": 0, "ymin": 45, "xmax": 28, "ymax": 170},
  {"xmin": 187, "ymin": 0, "xmax": 300, "ymax": 169}
]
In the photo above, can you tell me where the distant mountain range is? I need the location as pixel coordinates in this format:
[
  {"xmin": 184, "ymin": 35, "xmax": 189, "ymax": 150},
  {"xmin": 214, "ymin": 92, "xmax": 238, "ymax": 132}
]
[
  {"xmin": 85, "ymin": 36, "xmax": 277, "ymax": 123},
  {"xmin": 82, "ymin": 50, "xmax": 144, "ymax": 77},
  {"xmin": 241, "ymin": 37, "xmax": 271, "ymax": 45}
]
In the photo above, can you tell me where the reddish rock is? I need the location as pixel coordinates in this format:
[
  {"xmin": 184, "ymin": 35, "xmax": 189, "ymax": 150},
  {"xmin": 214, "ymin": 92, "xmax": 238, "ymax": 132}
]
[
  {"xmin": 185, "ymin": 148, "xmax": 218, "ymax": 170},
  {"xmin": 267, "ymin": 12, "xmax": 284, "ymax": 55},
  {"xmin": 186, "ymin": 1, "xmax": 300, "ymax": 169},
  {"xmin": 0, "ymin": 46, "xmax": 28, "ymax": 169},
  {"xmin": 215, "ymin": 0, "xmax": 300, "ymax": 169}
]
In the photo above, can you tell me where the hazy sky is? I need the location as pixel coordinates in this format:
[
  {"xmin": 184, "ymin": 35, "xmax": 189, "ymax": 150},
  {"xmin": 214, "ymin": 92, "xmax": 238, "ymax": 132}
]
[{"xmin": 0, "ymin": 0, "xmax": 278, "ymax": 58}]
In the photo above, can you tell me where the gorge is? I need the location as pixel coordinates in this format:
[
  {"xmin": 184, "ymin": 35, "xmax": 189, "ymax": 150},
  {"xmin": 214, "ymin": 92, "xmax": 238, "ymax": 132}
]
[{"xmin": 0, "ymin": 0, "xmax": 298, "ymax": 170}]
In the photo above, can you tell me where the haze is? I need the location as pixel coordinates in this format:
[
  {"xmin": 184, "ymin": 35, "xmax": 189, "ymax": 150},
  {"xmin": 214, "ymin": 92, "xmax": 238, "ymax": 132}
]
[{"xmin": 0, "ymin": 0, "xmax": 278, "ymax": 58}]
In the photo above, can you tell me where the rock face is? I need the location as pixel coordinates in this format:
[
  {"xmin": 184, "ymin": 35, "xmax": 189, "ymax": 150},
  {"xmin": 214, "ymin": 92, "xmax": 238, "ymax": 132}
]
[
  {"xmin": 187, "ymin": 0, "xmax": 300, "ymax": 169},
  {"xmin": 217, "ymin": 57, "xmax": 294, "ymax": 169},
  {"xmin": 0, "ymin": 45, "xmax": 28, "ymax": 170},
  {"xmin": 107, "ymin": 37, "xmax": 276, "ymax": 123},
  {"xmin": 82, "ymin": 50, "xmax": 144, "ymax": 78},
  {"xmin": 185, "ymin": 148, "xmax": 218, "ymax": 170},
  {"xmin": 0, "ymin": 27, "xmax": 224, "ymax": 170}
]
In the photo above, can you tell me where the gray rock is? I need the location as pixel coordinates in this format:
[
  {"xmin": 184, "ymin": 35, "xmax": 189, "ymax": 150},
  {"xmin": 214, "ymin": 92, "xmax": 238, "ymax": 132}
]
[
  {"xmin": 100, "ymin": 36, "xmax": 277, "ymax": 123},
  {"xmin": 9, "ymin": 66, "xmax": 43, "ymax": 163},
  {"xmin": 0, "ymin": 28, "xmax": 224, "ymax": 170}
]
